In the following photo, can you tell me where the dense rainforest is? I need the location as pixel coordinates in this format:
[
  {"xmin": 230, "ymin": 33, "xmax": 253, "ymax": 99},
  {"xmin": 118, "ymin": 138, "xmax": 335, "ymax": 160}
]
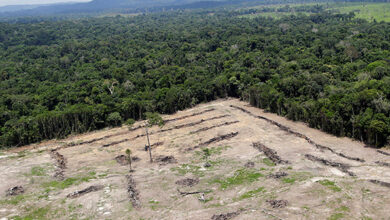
[{"xmin": 0, "ymin": 6, "xmax": 389, "ymax": 148}]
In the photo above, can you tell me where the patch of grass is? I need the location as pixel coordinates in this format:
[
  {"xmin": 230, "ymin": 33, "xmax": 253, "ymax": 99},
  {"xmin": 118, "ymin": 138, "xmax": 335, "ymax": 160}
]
[
  {"xmin": 206, "ymin": 203, "xmax": 224, "ymax": 208},
  {"xmin": 288, "ymin": 171, "xmax": 312, "ymax": 182},
  {"xmin": 42, "ymin": 171, "xmax": 96, "ymax": 190},
  {"xmin": 148, "ymin": 200, "xmax": 160, "ymax": 204},
  {"xmin": 9, "ymin": 151, "xmax": 28, "ymax": 159},
  {"xmin": 328, "ymin": 213, "xmax": 345, "ymax": 220},
  {"xmin": 262, "ymin": 158, "xmax": 276, "ymax": 167},
  {"xmin": 194, "ymin": 146, "xmax": 231, "ymax": 159},
  {"xmin": 12, "ymin": 207, "xmax": 51, "ymax": 220},
  {"xmin": 236, "ymin": 187, "xmax": 265, "ymax": 200},
  {"xmin": 171, "ymin": 164, "xmax": 204, "ymax": 176},
  {"xmin": 0, "ymin": 194, "xmax": 27, "ymax": 205},
  {"xmin": 98, "ymin": 173, "xmax": 108, "ymax": 178},
  {"xmin": 317, "ymin": 180, "xmax": 342, "ymax": 192},
  {"xmin": 30, "ymin": 166, "xmax": 47, "ymax": 176},
  {"xmin": 336, "ymin": 206, "xmax": 350, "ymax": 212},
  {"xmin": 302, "ymin": 205, "xmax": 310, "ymax": 211},
  {"xmin": 282, "ymin": 177, "xmax": 296, "ymax": 184},
  {"xmin": 211, "ymin": 168, "xmax": 264, "ymax": 190},
  {"xmin": 200, "ymin": 196, "xmax": 214, "ymax": 203},
  {"xmin": 148, "ymin": 200, "xmax": 160, "ymax": 210}
]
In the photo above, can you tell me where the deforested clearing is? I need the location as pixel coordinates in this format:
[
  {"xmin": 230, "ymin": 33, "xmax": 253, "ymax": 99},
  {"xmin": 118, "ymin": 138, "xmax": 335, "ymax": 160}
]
[{"xmin": 1, "ymin": 99, "xmax": 390, "ymax": 219}]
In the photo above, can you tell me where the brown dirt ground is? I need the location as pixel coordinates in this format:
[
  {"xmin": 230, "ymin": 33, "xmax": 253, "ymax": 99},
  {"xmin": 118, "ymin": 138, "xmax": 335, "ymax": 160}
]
[{"xmin": 1, "ymin": 98, "xmax": 390, "ymax": 219}]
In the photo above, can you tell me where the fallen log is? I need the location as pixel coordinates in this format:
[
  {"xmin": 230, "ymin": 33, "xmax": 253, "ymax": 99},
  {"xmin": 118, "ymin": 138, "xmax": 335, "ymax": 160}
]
[
  {"xmin": 67, "ymin": 185, "xmax": 104, "ymax": 198},
  {"xmin": 177, "ymin": 188, "xmax": 211, "ymax": 196}
]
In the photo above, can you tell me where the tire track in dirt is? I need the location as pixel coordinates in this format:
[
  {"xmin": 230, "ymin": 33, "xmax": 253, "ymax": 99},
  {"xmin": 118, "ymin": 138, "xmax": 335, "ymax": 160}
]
[{"xmin": 230, "ymin": 105, "xmax": 365, "ymax": 163}]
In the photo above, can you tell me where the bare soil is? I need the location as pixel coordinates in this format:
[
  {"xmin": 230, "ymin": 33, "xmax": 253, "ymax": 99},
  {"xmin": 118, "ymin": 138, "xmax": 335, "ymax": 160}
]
[{"xmin": 1, "ymin": 98, "xmax": 390, "ymax": 219}]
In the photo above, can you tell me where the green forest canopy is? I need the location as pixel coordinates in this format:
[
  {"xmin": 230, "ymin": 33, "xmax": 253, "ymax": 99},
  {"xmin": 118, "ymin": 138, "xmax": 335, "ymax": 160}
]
[{"xmin": 0, "ymin": 4, "xmax": 389, "ymax": 148}]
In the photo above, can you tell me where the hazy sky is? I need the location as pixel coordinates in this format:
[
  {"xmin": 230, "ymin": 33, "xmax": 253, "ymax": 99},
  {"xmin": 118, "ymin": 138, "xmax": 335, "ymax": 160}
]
[{"xmin": 0, "ymin": 0, "xmax": 91, "ymax": 7}]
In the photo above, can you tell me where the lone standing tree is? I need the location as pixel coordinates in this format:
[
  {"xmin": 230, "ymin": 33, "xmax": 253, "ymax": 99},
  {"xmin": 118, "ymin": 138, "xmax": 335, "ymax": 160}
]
[{"xmin": 145, "ymin": 112, "xmax": 164, "ymax": 163}]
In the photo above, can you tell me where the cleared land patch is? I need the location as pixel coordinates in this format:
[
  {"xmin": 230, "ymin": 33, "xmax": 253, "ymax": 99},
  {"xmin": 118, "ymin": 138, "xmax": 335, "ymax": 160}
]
[{"xmin": 1, "ymin": 99, "xmax": 390, "ymax": 219}]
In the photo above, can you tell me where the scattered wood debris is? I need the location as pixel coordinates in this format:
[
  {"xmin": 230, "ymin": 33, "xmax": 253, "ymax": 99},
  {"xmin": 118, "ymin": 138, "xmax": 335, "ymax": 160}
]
[
  {"xmin": 268, "ymin": 172, "xmax": 288, "ymax": 179},
  {"xmin": 164, "ymin": 108, "xmax": 215, "ymax": 123},
  {"xmin": 231, "ymin": 105, "xmax": 365, "ymax": 163},
  {"xmin": 252, "ymin": 142, "xmax": 289, "ymax": 164},
  {"xmin": 155, "ymin": 155, "xmax": 177, "ymax": 165},
  {"xmin": 211, "ymin": 210, "xmax": 241, "ymax": 220},
  {"xmin": 67, "ymin": 185, "xmax": 104, "ymax": 198},
  {"xmin": 177, "ymin": 188, "xmax": 211, "ymax": 196},
  {"xmin": 115, "ymin": 155, "xmax": 140, "ymax": 166},
  {"xmin": 175, "ymin": 178, "xmax": 199, "ymax": 187},
  {"xmin": 368, "ymin": 179, "xmax": 390, "ymax": 188},
  {"xmin": 375, "ymin": 161, "xmax": 390, "ymax": 168},
  {"xmin": 102, "ymin": 139, "xmax": 129, "ymax": 147},
  {"xmin": 244, "ymin": 161, "xmax": 255, "ymax": 168},
  {"xmin": 6, "ymin": 186, "xmax": 24, "ymax": 196},
  {"xmin": 187, "ymin": 132, "xmax": 239, "ymax": 151},
  {"xmin": 377, "ymin": 150, "xmax": 390, "ymax": 156},
  {"xmin": 267, "ymin": 199, "xmax": 288, "ymax": 208},
  {"xmin": 63, "ymin": 110, "xmax": 216, "ymax": 148},
  {"xmin": 305, "ymin": 154, "xmax": 355, "ymax": 176},
  {"xmin": 103, "ymin": 115, "xmax": 230, "ymax": 147},
  {"xmin": 126, "ymin": 175, "xmax": 141, "ymax": 208},
  {"xmin": 50, "ymin": 149, "xmax": 66, "ymax": 180},
  {"xmin": 190, "ymin": 121, "xmax": 239, "ymax": 134}
]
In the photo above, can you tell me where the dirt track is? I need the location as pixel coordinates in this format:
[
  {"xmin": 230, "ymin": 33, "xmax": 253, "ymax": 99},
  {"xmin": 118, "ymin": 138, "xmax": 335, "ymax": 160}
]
[{"xmin": 1, "ymin": 98, "xmax": 390, "ymax": 219}]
